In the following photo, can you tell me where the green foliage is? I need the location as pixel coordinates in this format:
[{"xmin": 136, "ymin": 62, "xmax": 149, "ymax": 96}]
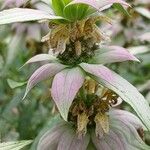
[
  {"xmin": 0, "ymin": 140, "xmax": 32, "ymax": 150},
  {"xmin": 113, "ymin": 3, "xmax": 130, "ymax": 17}
]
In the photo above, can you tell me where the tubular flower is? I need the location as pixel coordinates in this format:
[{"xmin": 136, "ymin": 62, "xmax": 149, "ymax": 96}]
[{"xmin": 37, "ymin": 109, "xmax": 150, "ymax": 150}]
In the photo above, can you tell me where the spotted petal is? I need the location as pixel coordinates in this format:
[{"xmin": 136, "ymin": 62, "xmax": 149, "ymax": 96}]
[
  {"xmin": 90, "ymin": 46, "xmax": 139, "ymax": 64},
  {"xmin": 23, "ymin": 63, "xmax": 66, "ymax": 99},
  {"xmin": 51, "ymin": 67, "xmax": 85, "ymax": 121},
  {"xmin": 80, "ymin": 63, "xmax": 150, "ymax": 131},
  {"xmin": 68, "ymin": 0, "xmax": 130, "ymax": 12},
  {"xmin": 0, "ymin": 8, "xmax": 63, "ymax": 25}
]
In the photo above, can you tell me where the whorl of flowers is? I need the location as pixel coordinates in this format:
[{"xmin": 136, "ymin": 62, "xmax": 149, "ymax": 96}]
[
  {"xmin": 37, "ymin": 109, "xmax": 149, "ymax": 150},
  {"xmin": 0, "ymin": 0, "xmax": 150, "ymax": 149}
]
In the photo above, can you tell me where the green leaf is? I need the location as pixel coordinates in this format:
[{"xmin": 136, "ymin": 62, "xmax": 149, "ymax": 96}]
[
  {"xmin": 52, "ymin": 0, "xmax": 65, "ymax": 16},
  {"xmin": 63, "ymin": 0, "xmax": 71, "ymax": 5},
  {"xmin": 7, "ymin": 79, "xmax": 27, "ymax": 89},
  {"xmin": 0, "ymin": 140, "xmax": 32, "ymax": 150},
  {"xmin": 113, "ymin": 3, "xmax": 130, "ymax": 17},
  {"xmin": 64, "ymin": 4, "xmax": 78, "ymax": 21},
  {"xmin": 77, "ymin": 4, "xmax": 89, "ymax": 20}
]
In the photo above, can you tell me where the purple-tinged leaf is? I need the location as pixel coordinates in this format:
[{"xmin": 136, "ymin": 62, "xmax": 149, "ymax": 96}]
[
  {"xmin": 23, "ymin": 63, "xmax": 66, "ymax": 99},
  {"xmin": 80, "ymin": 63, "xmax": 150, "ymax": 131},
  {"xmin": 27, "ymin": 24, "xmax": 41, "ymax": 41},
  {"xmin": 92, "ymin": 132, "xmax": 112, "ymax": 150},
  {"xmin": 110, "ymin": 109, "xmax": 145, "ymax": 129},
  {"xmin": 135, "ymin": 7, "xmax": 150, "ymax": 19},
  {"xmin": 91, "ymin": 46, "xmax": 139, "ymax": 64},
  {"xmin": 51, "ymin": 67, "xmax": 85, "ymax": 121},
  {"xmin": 22, "ymin": 54, "xmax": 57, "ymax": 67},
  {"xmin": 111, "ymin": 118, "xmax": 150, "ymax": 149},
  {"xmin": 104, "ymin": 130, "xmax": 127, "ymax": 150},
  {"xmin": 1, "ymin": 0, "xmax": 26, "ymax": 8},
  {"xmin": 138, "ymin": 32, "xmax": 150, "ymax": 43},
  {"xmin": 0, "ymin": 8, "xmax": 63, "ymax": 25},
  {"xmin": 37, "ymin": 123, "xmax": 67, "ymax": 150},
  {"xmin": 68, "ymin": 0, "xmax": 130, "ymax": 12},
  {"xmin": 58, "ymin": 127, "xmax": 90, "ymax": 150}
]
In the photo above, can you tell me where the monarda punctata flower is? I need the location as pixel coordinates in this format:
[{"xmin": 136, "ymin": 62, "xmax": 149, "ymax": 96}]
[
  {"xmin": 37, "ymin": 109, "xmax": 150, "ymax": 150},
  {"xmin": 0, "ymin": 1, "xmax": 150, "ymax": 149}
]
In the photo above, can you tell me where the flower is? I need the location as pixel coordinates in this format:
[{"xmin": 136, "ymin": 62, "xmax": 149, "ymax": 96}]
[
  {"xmin": 37, "ymin": 109, "xmax": 150, "ymax": 150},
  {"xmin": 21, "ymin": 45, "xmax": 142, "ymax": 123},
  {"xmin": 0, "ymin": 0, "xmax": 150, "ymax": 132}
]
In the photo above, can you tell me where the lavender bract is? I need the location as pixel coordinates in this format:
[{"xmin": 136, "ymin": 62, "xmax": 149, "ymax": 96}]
[
  {"xmin": 0, "ymin": 1, "xmax": 150, "ymax": 149},
  {"xmin": 37, "ymin": 109, "xmax": 150, "ymax": 150}
]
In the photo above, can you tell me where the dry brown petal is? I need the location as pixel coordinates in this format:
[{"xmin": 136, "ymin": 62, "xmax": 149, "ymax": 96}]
[
  {"xmin": 77, "ymin": 112, "xmax": 89, "ymax": 138},
  {"xmin": 94, "ymin": 112, "xmax": 109, "ymax": 137},
  {"xmin": 75, "ymin": 41, "xmax": 82, "ymax": 56}
]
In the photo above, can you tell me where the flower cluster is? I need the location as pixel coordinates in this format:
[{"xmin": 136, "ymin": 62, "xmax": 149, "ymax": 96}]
[
  {"xmin": 0, "ymin": 0, "xmax": 150, "ymax": 149},
  {"xmin": 37, "ymin": 109, "xmax": 149, "ymax": 150}
]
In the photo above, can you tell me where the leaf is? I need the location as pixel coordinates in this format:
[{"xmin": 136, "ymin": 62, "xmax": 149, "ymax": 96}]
[
  {"xmin": 0, "ymin": 8, "xmax": 63, "ymax": 25},
  {"xmin": 135, "ymin": 7, "xmax": 150, "ymax": 19},
  {"xmin": 6, "ymin": 33, "xmax": 24, "ymax": 66},
  {"xmin": 51, "ymin": 67, "xmax": 85, "ymax": 121},
  {"xmin": 137, "ymin": 32, "xmax": 150, "ymax": 43},
  {"xmin": 90, "ymin": 46, "xmax": 139, "ymax": 64},
  {"xmin": 7, "ymin": 79, "xmax": 27, "ymax": 89},
  {"xmin": 57, "ymin": 126, "xmax": 90, "ymax": 150},
  {"xmin": 110, "ymin": 109, "xmax": 145, "ymax": 129},
  {"xmin": 37, "ymin": 123, "xmax": 67, "ymax": 150},
  {"xmin": 23, "ymin": 63, "xmax": 66, "ymax": 99},
  {"xmin": 113, "ymin": 3, "xmax": 130, "ymax": 16},
  {"xmin": 80, "ymin": 63, "xmax": 150, "ymax": 131},
  {"xmin": 0, "ymin": 140, "xmax": 32, "ymax": 150},
  {"xmin": 52, "ymin": 0, "xmax": 65, "ymax": 16},
  {"xmin": 32, "ymin": 115, "xmax": 62, "ymax": 149},
  {"xmin": 128, "ymin": 46, "xmax": 149, "ymax": 55},
  {"xmin": 67, "ymin": 0, "xmax": 130, "ymax": 12},
  {"xmin": 21, "ymin": 54, "xmax": 57, "ymax": 68}
]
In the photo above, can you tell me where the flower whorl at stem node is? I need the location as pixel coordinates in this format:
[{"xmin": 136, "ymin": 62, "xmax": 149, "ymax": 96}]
[
  {"xmin": 69, "ymin": 80, "xmax": 119, "ymax": 139},
  {"xmin": 41, "ymin": 15, "xmax": 111, "ymax": 65}
]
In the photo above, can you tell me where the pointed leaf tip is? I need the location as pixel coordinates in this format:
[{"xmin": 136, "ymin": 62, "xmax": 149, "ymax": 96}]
[
  {"xmin": 21, "ymin": 54, "xmax": 57, "ymax": 69},
  {"xmin": 0, "ymin": 8, "xmax": 63, "ymax": 25},
  {"xmin": 91, "ymin": 46, "xmax": 140, "ymax": 64},
  {"xmin": 68, "ymin": 0, "xmax": 130, "ymax": 12},
  {"xmin": 23, "ymin": 63, "xmax": 66, "ymax": 100}
]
